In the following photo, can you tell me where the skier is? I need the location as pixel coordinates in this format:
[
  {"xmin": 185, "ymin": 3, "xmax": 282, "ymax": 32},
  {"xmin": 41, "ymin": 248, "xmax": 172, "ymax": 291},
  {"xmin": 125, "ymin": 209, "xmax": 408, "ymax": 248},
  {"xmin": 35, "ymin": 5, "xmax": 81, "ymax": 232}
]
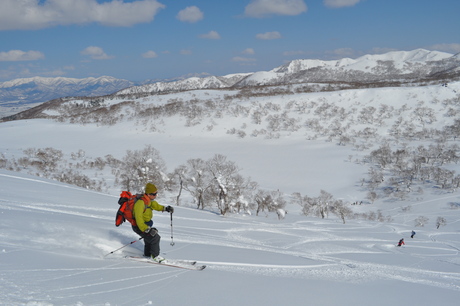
[
  {"xmin": 397, "ymin": 238, "xmax": 405, "ymax": 247},
  {"xmin": 411, "ymin": 230, "xmax": 416, "ymax": 238},
  {"xmin": 131, "ymin": 183, "xmax": 174, "ymax": 262}
]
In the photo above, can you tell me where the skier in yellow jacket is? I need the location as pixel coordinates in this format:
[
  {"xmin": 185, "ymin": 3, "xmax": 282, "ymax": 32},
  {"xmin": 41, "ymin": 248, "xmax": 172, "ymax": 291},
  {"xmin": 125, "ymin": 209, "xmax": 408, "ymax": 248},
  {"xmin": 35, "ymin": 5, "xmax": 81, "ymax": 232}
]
[{"xmin": 132, "ymin": 182, "xmax": 174, "ymax": 262}]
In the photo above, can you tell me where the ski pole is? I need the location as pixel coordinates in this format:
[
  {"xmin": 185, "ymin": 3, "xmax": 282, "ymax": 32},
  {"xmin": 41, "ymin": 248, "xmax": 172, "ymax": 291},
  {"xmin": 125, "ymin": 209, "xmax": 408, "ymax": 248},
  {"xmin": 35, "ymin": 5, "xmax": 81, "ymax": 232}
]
[
  {"xmin": 170, "ymin": 212, "xmax": 175, "ymax": 246},
  {"xmin": 103, "ymin": 237, "xmax": 143, "ymax": 257}
]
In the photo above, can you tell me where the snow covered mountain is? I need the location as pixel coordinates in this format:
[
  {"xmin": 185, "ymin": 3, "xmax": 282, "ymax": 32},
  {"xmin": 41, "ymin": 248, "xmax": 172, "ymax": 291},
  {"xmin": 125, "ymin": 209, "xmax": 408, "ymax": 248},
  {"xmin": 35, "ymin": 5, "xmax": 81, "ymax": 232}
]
[
  {"xmin": 235, "ymin": 49, "xmax": 460, "ymax": 87},
  {"xmin": 0, "ymin": 75, "xmax": 134, "ymax": 117},
  {"xmin": 115, "ymin": 73, "xmax": 251, "ymax": 96},
  {"xmin": 2, "ymin": 49, "xmax": 460, "ymax": 120},
  {"xmin": 118, "ymin": 49, "xmax": 460, "ymax": 95}
]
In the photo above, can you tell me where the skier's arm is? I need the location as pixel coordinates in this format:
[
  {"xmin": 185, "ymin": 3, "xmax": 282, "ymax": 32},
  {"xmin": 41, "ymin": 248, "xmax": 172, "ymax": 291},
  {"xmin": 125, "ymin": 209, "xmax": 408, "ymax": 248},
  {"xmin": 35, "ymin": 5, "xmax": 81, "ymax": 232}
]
[{"xmin": 150, "ymin": 200, "xmax": 165, "ymax": 212}]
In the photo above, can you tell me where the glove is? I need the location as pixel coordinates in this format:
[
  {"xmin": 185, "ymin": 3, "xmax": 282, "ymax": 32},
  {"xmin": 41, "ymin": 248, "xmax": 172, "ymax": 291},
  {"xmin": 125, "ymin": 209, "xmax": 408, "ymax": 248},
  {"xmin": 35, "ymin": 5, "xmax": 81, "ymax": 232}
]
[
  {"xmin": 145, "ymin": 227, "xmax": 158, "ymax": 236},
  {"xmin": 165, "ymin": 205, "xmax": 174, "ymax": 213}
]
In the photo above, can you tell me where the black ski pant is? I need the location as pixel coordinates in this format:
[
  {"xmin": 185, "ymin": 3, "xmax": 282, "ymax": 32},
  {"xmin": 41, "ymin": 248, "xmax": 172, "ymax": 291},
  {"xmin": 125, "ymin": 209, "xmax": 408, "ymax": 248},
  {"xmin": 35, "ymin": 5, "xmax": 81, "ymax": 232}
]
[{"xmin": 132, "ymin": 226, "xmax": 161, "ymax": 258}]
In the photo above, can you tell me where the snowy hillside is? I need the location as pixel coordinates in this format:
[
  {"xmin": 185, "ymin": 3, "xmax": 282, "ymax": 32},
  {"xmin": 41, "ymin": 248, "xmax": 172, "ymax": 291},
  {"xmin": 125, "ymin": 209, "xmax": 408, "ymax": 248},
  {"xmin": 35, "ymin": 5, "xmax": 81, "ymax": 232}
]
[
  {"xmin": 1, "ymin": 49, "xmax": 460, "ymax": 305},
  {"xmin": 1, "ymin": 80, "xmax": 460, "ymax": 203},
  {"xmin": 1, "ymin": 169, "xmax": 459, "ymax": 305}
]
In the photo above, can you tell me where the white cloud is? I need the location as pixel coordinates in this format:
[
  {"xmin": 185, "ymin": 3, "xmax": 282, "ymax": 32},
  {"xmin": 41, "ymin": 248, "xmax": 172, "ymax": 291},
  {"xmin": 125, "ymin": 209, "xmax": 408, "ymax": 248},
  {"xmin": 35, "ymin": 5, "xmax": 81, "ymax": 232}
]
[
  {"xmin": 429, "ymin": 43, "xmax": 460, "ymax": 54},
  {"xmin": 0, "ymin": 64, "xmax": 77, "ymax": 81},
  {"xmin": 199, "ymin": 31, "xmax": 221, "ymax": 39},
  {"xmin": 176, "ymin": 6, "xmax": 204, "ymax": 23},
  {"xmin": 80, "ymin": 46, "xmax": 113, "ymax": 60},
  {"xmin": 0, "ymin": 50, "xmax": 45, "ymax": 61},
  {"xmin": 142, "ymin": 51, "xmax": 158, "ymax": 58},
  {"xmin": 323, "ymin": 0, "xmax": 362, "ymax": 9},
  {"xmin": 245, "ymin": 0, "xmax": 307, "ymax": 18},
  {"xmin": 0, "ymin": 0, "xmax": 165, "ymax": 30},
  {"xmin": 256, "ymin": 31, "xmax": 282, "ymax": 40},
  {"xmin": 180, "ymin": 49, "xmax": 192, "ymax": 55},
  {"xmin": 242, "ymin": 48, "xmax": 255, "ymax": 55},
  {"xmin": 232, "ymin": 57, "xmax": 256, "ymax": 62}
]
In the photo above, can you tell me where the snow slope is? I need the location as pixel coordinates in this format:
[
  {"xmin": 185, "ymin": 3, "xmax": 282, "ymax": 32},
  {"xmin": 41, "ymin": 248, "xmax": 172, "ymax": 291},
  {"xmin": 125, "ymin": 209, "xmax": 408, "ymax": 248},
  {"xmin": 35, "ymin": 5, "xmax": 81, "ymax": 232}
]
[
  {"xmin": 1, "ymin": 73, "xmax": 460, "ymax": 305},
  {"xmin": 1, "ymin": 169, "xmax": 459, "ymax": 306}
]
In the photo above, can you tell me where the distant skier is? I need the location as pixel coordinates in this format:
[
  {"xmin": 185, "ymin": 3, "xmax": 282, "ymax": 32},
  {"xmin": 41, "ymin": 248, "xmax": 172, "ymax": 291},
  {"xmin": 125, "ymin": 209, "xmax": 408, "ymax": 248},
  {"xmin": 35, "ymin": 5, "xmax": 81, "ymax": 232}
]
[
  {"xmin": 397, "ymin": 238, "xmax": 405, "ymax": 247},
  {"xmin": 411, "ymin": 230, "xmax": 416, "ymax": 238}
]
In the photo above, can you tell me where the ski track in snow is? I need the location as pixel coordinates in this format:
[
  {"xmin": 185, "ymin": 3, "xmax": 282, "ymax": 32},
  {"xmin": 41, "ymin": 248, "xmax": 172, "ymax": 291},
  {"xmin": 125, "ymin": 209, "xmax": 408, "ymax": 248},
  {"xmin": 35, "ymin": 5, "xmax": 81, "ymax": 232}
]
[
  {"xmin": 2, "ymin": 172, "xmax": 460, "ymax": 304},
  {"xmin": 150, "ymin": 214, "xmax": 460, "ymax": 291}
]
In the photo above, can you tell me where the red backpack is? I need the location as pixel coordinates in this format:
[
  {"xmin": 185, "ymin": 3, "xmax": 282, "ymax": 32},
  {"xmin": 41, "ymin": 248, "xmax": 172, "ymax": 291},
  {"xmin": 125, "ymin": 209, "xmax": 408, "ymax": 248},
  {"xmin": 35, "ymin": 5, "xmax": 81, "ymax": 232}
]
[{"xmin": 115, "ymin": 191, "xmax": 149, "ymax": 227}]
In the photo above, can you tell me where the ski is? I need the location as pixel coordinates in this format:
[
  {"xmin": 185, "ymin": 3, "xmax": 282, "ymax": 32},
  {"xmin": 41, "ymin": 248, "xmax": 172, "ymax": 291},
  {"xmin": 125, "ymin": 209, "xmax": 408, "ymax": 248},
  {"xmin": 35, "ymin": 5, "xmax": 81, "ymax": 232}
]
[{"xmin": 125, "ymin": 256, "xmax": 206, "ymax": 271}]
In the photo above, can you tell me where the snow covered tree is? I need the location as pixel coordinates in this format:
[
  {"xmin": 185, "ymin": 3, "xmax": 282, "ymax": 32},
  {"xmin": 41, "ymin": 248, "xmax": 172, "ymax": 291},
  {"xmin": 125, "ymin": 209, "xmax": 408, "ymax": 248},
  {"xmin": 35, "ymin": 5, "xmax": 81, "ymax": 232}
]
[
  {"xmin": 21, "ymin": 147, "xmax": 63, "ymax": 175},
  {"xmin": 435, "ymin": 216, "xmax": 447, "ymax": 229},
  {"xmin": 369, "ymin": 143, "xmax": 392, "ymax": 169},
  {"xmin": 182, "ymin": 158, "xmax": 213, "ymax": 210},
  {"xmin": 206, "ymin": 154, "xmax": 254, "ymax": 215},
  {"xmin": 298, "ymin": 190, "xmax": 334, "ymax": 219},
  {"xmin": 367, "ymin": 191, "xmax": 377, "ymax": 203},
  {"xmin": 315, "ymin": 190, "xmax": 334, "ymax": 219},
  {"xmin": 169, "ymin": 164, "xmax": 187, "ymax": 205},
  {"xmin": 330, "ymin": 199, "xmax": 353, "ymax": 224},
  {"xmin": 177, "ymin": 155, "xmax": 257, "ymax": 214},
  {"xmin": 254, "ymin": 189, "xmax": 286, "ymax": 216},
  {"xmin": 414, "ymin": 216, "xmax": 429, "ymax": 227},
  {"xmin": 0, "ymin": 152, "xmax": 6, "ymax": 168},
  {"xmin": 116, "ymin": 145, "xmax": 166, "ymax": 193}
]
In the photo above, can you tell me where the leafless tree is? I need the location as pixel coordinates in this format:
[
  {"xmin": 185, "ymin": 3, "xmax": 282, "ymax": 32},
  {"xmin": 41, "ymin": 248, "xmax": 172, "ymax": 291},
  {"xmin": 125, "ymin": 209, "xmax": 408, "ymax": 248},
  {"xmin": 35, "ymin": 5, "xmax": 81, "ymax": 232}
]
[
  {"xmin": 330, "ymin": 199, "xmax": 353, "ymax": 224},
  {"xmin": 255, "ymin": 189, "xmax": 286, "ymax": 216},
  {"xmin": 182, "ymin": 158, "xmax": 213, "ymax": 210},
  {"xmin": 116, "ymin": 145, "xmax": 166, "ymax": 193},
  {"xmin": 435, "ymin": 217, "xmax": 447, "ymax": 229},
  {"xmin": 414, "ymin": 216, "xmax": 429, "ymax": 227}
]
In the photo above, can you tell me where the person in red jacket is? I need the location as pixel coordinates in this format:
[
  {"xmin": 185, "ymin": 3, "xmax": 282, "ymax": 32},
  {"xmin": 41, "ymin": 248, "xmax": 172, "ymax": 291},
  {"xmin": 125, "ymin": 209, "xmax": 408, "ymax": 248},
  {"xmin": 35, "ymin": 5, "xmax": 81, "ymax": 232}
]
[
  {"xmin": 131, "ymin": 183, "xmax": 174, "ymax": 262},
  {"xmin": 397, "ymin": 238, "xmax": 405, "ymax": 247}
]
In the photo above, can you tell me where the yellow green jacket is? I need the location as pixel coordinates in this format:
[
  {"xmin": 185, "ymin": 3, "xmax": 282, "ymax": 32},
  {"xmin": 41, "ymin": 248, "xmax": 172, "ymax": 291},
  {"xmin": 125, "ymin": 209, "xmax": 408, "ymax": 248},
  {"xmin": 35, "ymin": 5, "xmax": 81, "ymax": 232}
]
[{"xmin": 133, "ymin": 194, "xmax": 165, "ymax": 232}]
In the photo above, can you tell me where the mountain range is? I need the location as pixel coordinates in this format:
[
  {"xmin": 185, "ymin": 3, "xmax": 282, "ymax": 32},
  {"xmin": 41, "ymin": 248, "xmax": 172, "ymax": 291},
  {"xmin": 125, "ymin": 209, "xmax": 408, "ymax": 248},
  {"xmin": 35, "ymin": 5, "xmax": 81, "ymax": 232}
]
[
  {"xmin": 1, "ymin": 48, "xmax": 460, "ymax": 119},
  {"xmin": 0, "ymin": 76, "xmax": 134, "ymax": 117},
  {"xmin": 117, "ymin": 49, "xmax": 460, "ymax": 96}
]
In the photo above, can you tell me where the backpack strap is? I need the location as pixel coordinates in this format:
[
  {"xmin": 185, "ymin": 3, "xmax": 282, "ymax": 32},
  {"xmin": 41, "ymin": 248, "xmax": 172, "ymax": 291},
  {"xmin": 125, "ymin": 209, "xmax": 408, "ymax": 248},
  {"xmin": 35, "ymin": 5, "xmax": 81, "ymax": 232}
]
[{"xmin": 139, "ymin": 194, "xmax": 150, "ymax": 210}]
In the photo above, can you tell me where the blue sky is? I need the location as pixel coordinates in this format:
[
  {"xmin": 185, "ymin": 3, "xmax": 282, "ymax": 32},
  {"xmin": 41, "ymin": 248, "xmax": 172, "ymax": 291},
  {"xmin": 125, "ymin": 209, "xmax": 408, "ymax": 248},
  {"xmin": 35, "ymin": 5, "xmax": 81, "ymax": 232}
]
[{"xmin": 0, "ymin": 0, "xmax": 459, "ymax": 82}]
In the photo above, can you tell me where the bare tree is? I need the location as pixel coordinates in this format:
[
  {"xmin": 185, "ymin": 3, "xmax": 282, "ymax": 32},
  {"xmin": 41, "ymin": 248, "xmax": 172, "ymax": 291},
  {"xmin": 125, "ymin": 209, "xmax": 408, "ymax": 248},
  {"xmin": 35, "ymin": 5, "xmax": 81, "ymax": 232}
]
[
  {"xmin": 414, "ymin": 216, "xmax": 429, "ymax": 227},
  {"xmin": 170, "ymin": 165, "xmax": 187, "ymax": 205},
  {"xmin": 255, "ymin": 189, "xmax": 286, "ymax": 216},
  {"xmin": 21, "ymin": 147, "xmax": 63, "ymax": 175},
  {"xmin": 369, "ymin": 143, "xmax": 392, "ymax": 169},
  {"xmin": 206, "ymin": 154, "xmax": 257, "ymax": 215},
  {"xmin": 316, "ymin": 190, "xmax": 334, "ymax": 219},
  {"xmin": 330, "ymin": 199, "xmax": 353, "ymax": 224},
  {"xmin": 182, "ymin": 158, "xmax": 213, "ymax": 210},
  {"xmin": 116, "ymin": 145, "xmax": 166, "ymax": 192},
  {"xmin": 435, "ymin": 217, "xmax": 447, "ymax": 229},
  {"xmin": 367, "ymin": 191, "xmax": 377, "ymax": 203},
  {"xmin": 299, "ymin": 190, "xmax": 334, "ymax": 219}
]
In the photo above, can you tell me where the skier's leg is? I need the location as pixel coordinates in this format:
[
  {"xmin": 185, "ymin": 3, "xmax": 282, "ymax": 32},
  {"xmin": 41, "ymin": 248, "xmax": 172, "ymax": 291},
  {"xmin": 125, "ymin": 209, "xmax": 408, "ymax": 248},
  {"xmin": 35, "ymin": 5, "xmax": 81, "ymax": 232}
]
[
  {"xmin": 132, "ymin": 226, "xmax": 151, "ymax": 257},
  {"xmin": 149, "ymin": 232, "xmax": 161, "ymax": 258}
]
